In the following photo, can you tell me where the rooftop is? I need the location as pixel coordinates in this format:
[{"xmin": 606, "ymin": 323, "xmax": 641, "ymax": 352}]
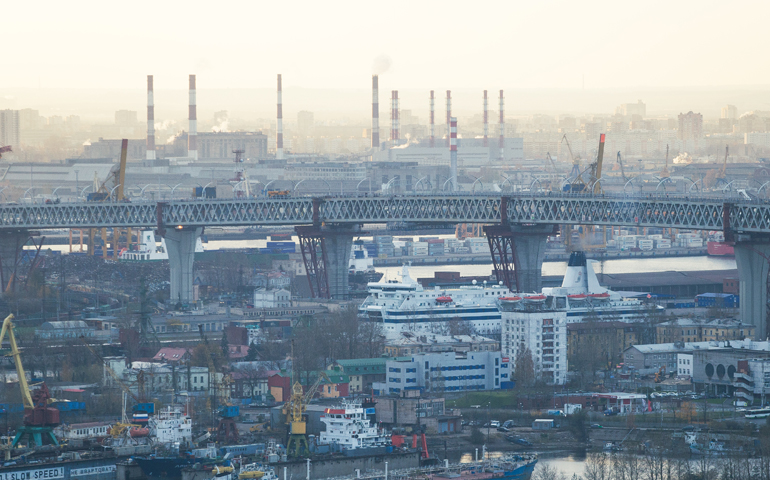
[{"xmin": 628, "ymin": 339, "xmax": 770, "ymax": 354}]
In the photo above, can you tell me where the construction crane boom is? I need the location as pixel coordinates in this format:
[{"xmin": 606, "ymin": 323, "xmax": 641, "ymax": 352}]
[
  {"xmin": 593, "ymin": 134, "xmax": 605, "ymax": 193},
  {"xmin": 616, "ymin": 151, "xmax": 628, "ymax": 183},
  {"xmin": 0, "ymin": 314, "xmax": 34, "ymax": 408},
  {"xmin": 660, "ymin": 144, "xmax": 670, "ymax": 179}
]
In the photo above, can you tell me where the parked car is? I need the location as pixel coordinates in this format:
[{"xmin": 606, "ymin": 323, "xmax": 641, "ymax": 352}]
[
  {"xmin": 489, "ymin": 420, "xmax": 500, "ymax": 428},
  {"xmin": 502, "ymin": 420, "xmax": 515, "ymax": 428},
  {"xmin": 497, "ymin": 426, "xmax": 511, "ymax": 433},
  {"xmin": 505, "ymin": 436, "xmax": 532, "ymax": 446},
  {"xmin": 590, "ymin": 424, "xmax": 603, "ymax": 429}
]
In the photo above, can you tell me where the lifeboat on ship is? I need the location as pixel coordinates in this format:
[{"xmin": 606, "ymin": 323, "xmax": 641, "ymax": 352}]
[
  {"xmin": 129, "ymin": 426, "xmax": 150, "ymax": 437},
  {"xmin": 589, "ymin": 292, "xmax": 610, "ymax": 299},
  {"xmin": 498, "ymin": 296, "xmax": 522, "ymax": 305},
  {"xmin": 436, "ymin": 296, "xmax": 453, "ymax": 304},
  {"xmin": 523, "ymin": 294, "xmax": 547, "ymax": 303},
  {"xmin": 568, "ymin": 293, "xmax": 587, "ymax": 300}
]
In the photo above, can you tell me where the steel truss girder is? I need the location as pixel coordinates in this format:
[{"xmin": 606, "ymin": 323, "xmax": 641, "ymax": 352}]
[
  {"xmin": 0, "ymin": 196, "xmax": 769, "ymax": 233},
  {"xmin": 295, "ymin": 226, "xmax": 330, "ymax": 299}
]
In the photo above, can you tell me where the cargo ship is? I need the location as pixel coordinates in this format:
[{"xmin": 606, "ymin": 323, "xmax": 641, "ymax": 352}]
[{"xmin": 707, "ymin": 241, "xmax": 734, "ymax": 256}]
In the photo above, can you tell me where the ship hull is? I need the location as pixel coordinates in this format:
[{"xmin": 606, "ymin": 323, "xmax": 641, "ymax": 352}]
[
  {"xmin": 707, "ymin": 241, "xmax": 734, "ymax": 256},
  {"xmin": 430, "ymin": 460, "xmax": 536, "ymax": 479},
  {"xmin": 134, "ymin": 457, "xmax": 199, "ymax": 478}
]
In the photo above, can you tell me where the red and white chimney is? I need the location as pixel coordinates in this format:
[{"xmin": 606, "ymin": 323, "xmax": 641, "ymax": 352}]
[
  {"xmin": 146, "ymin": 75, "xmax": 155, "ymax": 160},
  {"xmin": 277, "ymin": 74, "xmax": 284, "ymax": 160},
  {"xmin": 429, "ymin": 90, "xmax": 435, "ymax": 148},
  {"xmin": 498, "ymin": 89, "xmax": 505, "ymax": 161},
  {"xmin": 446, "ymin": 90, "xmax": 452, "ymax": 147},
  {"xmin": 372, "ymin": 75, "xmax": 379, "ymax": 149},
  {"xmin": 483, "ymin": 90, "xmax": 489, "ymax": 148},
  {"xmin": 188, "ymin": 74, "xmax": 197, "ymax": 160},
  {"xmin": 390, "ymin": 91, "xmax": 399, "ymax": 141}
]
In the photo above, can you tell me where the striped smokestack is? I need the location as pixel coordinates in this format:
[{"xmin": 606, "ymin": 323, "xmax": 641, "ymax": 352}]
[
  {"xmin": 277, "ymin": 74, "xmax": 284, "ymax": 160},
  {"xmin": 372, "ymin": 75, "xmax": 379, "ymax": 149},
  {"xmin": 446, "ymin": 90, "xmax": 451, "ymax": 147},
  {"xmin": 429, "ymin": 90, "xmax": 435, "ymax": 148},
  {"xmin": 498, "ymin": 89, "xmax": 505, "ymax": 162},
  {"xmin": 450, "ymin": 117, "xmax": 458, "ymax": 192},
  {"xmin": 390, "ymin": 91, "xmax": 399, "ymax": 141},
  {"xmin": 146, "ymin": 75, "xmax": 155, "ymax": 160},
  {"xmin": 188, "ymin": 74, "xmax": 197, "ymax": 160},
  {"xmin": 483, "ymin": 90, "xmax": 488, "ymax": 148}
]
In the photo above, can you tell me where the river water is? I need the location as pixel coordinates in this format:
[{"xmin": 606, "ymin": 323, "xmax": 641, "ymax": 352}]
[{"xmin": 47, "ymin": 235, "xmax": 737, "ymax": 280}]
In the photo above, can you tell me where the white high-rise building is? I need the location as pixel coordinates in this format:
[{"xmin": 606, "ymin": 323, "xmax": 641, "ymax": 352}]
[
  {"xmin": 0, "ymin": 110, "xmax": 20, "ymax": 148},
  {"xmin": 501, "ymin": 309, "xmax": 567, "ymax": 385}
]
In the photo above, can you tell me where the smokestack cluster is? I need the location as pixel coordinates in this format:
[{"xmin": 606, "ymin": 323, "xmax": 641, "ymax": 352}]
[
  {"xmin": 429, "ymin": 90, "xmax": 435, "ymax": 148},
  {"xmin": 277, "ymin": 74, "xmax": 283, "ymax": 160},
  {"xmin": 391, "ymin": 90, "xmax": 399, "ymax": 141},
  {"xmin": 372, "ymin": 75, "xmax": 379, "ymax": 149},
  {"xmin": 498, "ymin": 89, "xmax": 505, "ymax": 162},
  {"xmin": 146, "ymin": 75, "xmax": 155, "ymax": 160},
  {"xmin": 483, "ymin": 90, "xmax": 489, "ymax": 148},
  {"xmin": 450, "ymin": 117, "xmax": 458, "ymax": 192},
  {"xmin": 188, "ymin": 74, "xmax": 197, "ymax": 160},
  {"xmin": 445, "ymin": 91, "xmax": 451, "ymax": 147}
]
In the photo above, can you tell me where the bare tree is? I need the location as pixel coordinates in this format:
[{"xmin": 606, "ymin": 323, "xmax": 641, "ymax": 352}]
[{"xmin": 514, "ymin": 344, "xmax": 536, "ymax": 387}]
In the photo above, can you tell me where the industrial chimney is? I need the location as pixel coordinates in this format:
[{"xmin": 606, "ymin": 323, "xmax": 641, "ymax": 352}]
[
  {"xmin": 188, "ymin": 74, "xmax": 197, "ymax": 160},
  {"xmin": 429, "ymin": 90, "xmax": 435, "ymax": 148},
  {"xmin": 391, "ymin": 91, "xmax": 399, "ymax": 141},
  {"xmin": 372, "ymin": 75, "xmax": 379, "ymax": 149},
  {"xmin": 277, "ymin": 74, "xmax": 284, "ymax": 160},
  {"xmin": 498, "ymin": 90, "xmax": 505, "ymax": 162},
  {"xmin": 146, "ymin": 75, "xmax": 155, "ymax": 160},
  {"xmin": 483, "ymin": 90, "xmax": 488, "ymax": 148},
  {"xmin": 445, "ymin": 90, "xmax": 451, "ymax": 147},
  {"xmin": 450, "ymin": 117, "xmax": 458, "ymax": 192}
]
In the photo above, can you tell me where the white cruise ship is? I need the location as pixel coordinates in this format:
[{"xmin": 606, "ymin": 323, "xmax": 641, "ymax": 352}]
[
  {"xmin": 119, "ymin": 230, "xmax": 204, "ymax": 262},
  {"xmin": 359, "ymin": 264, "xmax": 512, "ymax": 339},
  {"xmin": 499, "ymin": 251, "xmax": 663, "ymax": 385}
]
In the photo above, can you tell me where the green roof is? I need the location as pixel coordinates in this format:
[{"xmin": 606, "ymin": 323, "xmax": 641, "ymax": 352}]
[{"xmin": 333, "ymin": 357, "xmax": 410, "ymax": 375}]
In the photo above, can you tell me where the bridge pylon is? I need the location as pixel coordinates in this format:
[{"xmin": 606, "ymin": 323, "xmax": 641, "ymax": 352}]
[
  {"xmin": 484, "ymin": 224, "xmax": 556, "ymax": 294},
  {"xmin": 296, "ymin": 224, "xmax": 360, "ymax": 300},
  {"xmin": 733, "ymin": 235, "xmax": 770, "ymax": 341},
  {"xmin": 163, "ymin": 226, "xmax": 203, "ymax": 305}
]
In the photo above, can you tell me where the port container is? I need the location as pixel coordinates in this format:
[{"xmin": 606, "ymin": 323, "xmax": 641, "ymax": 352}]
[
  {"xmin": 637, "ymin": 239, "xmax": 654, "ymax": 251},
  {"xmin": 696, "ymin": 293, "xmax": 739, "ymax": 308}
]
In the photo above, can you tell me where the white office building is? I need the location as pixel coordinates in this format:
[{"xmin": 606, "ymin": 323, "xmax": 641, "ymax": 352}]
[{"xmin": 373, "ymin": 351, "xmax": 511, "ymax": 395}]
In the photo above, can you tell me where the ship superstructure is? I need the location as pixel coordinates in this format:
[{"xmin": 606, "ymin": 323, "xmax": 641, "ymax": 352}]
[
  {"xmin": 360, "ymin": 265, "xmax": 511, "ymax": 339},
  {"xmin": 319, "ymin": 399, "xmax": 390, "ymax": 454}
]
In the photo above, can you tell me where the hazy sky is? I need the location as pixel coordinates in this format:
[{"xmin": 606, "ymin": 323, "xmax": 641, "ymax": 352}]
[{"xmin": 5, "ymin": 0, "xmax": 770, "ymax": 91}]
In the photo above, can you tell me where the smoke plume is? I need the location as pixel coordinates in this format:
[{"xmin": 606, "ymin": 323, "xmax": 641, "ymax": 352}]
[{"xmin": 372, "ymin": 55, "xmax": 392, "ymax": 75}]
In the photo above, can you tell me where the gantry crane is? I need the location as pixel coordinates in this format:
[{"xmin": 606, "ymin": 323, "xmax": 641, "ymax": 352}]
[
  {"xmin": 87, "ymin": 139, "xmax": 130, "ymax": 258},
  {"xmin": 284, "ymin": 371, "xmax": 332, "ymax": 457},
  {"xmin": 0, "ymin": 314, "xmax": 60, "ymax": 448},
  {"xmin": 561, "ymin": 134, "xmax": 583, "ymax": 191}
]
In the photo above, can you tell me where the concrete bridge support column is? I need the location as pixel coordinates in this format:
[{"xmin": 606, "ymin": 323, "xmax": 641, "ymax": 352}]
[
  {"xmin": 0, "ymin": 230, "xmax": 30, "ymax": 292},
  {"xmin": 163, "ymin": 227, "xmax": 202, "ymax": 304},
  {"xmin": 734, "ymin": 241, "xmax": 770, "ymax": 341},
  {"xmin": 484, "ymin": 224, "xmax": 555, "ymax": 293},
  {"xmin": 296, "ymin": 224, "xmax": 359, "ymax": 300}
]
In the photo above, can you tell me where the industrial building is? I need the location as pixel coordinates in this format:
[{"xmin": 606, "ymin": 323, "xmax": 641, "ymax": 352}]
[{"xmin": 655, "ymin": 318, "xmax": 754, "ymax": 344}]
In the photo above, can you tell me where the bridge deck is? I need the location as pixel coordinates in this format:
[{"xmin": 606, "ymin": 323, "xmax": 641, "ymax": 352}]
[{"xmin": 0, "ymin": 194, "xmax": 767, "ymax": 233}]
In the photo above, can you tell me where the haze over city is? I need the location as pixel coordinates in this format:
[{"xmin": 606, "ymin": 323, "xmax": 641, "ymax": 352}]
[{"xmin": 2, "ymin": 3, "xmax": 770, "ymax": 480}]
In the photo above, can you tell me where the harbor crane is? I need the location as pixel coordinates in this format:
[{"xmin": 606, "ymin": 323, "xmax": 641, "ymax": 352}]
[
  {"xmin": 284, "ymin": 370, "xmax": 332, "ymax": 457},
  {"xmin": 716, "ymin": 145, "xmax": 729, "ymax": 186},
  {"xmin": 0, "ymin": 314, "xmax": 60, "ymax": 448},
  {"xmin": 616, "ymin": 151, "xmax": 629, "ymax": 183}
]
